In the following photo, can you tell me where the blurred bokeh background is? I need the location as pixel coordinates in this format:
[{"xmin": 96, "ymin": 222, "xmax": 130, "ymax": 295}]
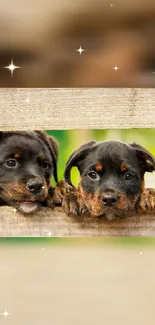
[
  {"xmin": 46, "ymin": 129, "xmax": 155, "ymax": 186},
  {"xmin": 0, "ymin": 0, "xmax": 155, "ymax": 87}
]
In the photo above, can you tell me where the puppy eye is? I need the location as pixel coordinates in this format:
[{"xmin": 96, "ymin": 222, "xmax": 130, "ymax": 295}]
[
  {"xmin": 124, "ymin": 172, "xmax": 135, "ymax": 180},
  {"xmin": 42, "ymin": 161, "xmax": 51, "ymax": 170},
  {"xmin": 5, "ymin": 159, "xmax": 17, "ymax": 168},
  {"xmin": 88, "ymin": 171, "xmax": 99, "ymax": 180}
]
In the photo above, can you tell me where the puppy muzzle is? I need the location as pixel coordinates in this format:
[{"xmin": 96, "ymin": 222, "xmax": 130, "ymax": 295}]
[
  {"xmin": 102, "ymin": 191, "xmax": 119, "ymax": 207},
  {"xmin": 26, "ymin": 178, "xmax": 44, "ymax": 195}
]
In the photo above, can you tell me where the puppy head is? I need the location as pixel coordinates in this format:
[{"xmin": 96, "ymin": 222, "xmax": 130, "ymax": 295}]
[
  {"xmin": 65, "ymin": 140, "xmax": 155, "ymax": 220},
  {"xmin": 0, "ymin": 131, "xmax": 58, "ymax": 214}
]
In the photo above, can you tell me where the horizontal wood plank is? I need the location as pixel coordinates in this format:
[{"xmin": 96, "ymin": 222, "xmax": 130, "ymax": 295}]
[
  {"xmin": 0, "ymin": 88, "xmax": 155, "ymax": 130},
  {"xmin": 0, "ymin": 206, "xmax": 155, "ymax": 237}
]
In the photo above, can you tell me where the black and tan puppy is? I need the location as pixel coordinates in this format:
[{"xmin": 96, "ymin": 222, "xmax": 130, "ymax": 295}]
[
  {"xmin": 0, "ymin": 131, "xmax": 58, "ymax": 214},
  {"xmin": 58, "ymin": 140, "xmax": 155, "ymax": 220}
]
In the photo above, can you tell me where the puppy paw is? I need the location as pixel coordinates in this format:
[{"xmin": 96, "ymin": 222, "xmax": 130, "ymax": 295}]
[
  {"xmin": 55, "ymin": 180, "xmax": 74, "ymax": 197},
  {"xmin": 55, "ymin": 180, "xmax": 88, "ymax": 217},
  {"xmin": 139, "ymin": 188, "xmax": 155, "ymax": 212},
  {"xmin": 45, "ymin": 186, "xmax": 62, "ymax": 209},
  {"xmin": 63, "ymin": 192, "xmax": 88, "ymax": 217}
]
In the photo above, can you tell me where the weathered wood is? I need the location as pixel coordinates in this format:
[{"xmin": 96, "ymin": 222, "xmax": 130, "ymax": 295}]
[
  {"xmin": 0, "ymin": 88, "xmax": 155, "ymax": 130},
  {"xmin": 0, "ymin": 206, "xmax": 155, "ymax": 237}
]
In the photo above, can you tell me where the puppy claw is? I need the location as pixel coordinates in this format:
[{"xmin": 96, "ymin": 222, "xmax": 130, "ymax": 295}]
[
  {"xmin": 81, "ymin": 208, "xmax": 86, "ymax": 215},
  {"xmin": 144, "ymin": 200, "xmax": 148, "ymax": 209},
  {"xmin": 72, "ymin": 205, "xmax": 79, "ymax": 216}
]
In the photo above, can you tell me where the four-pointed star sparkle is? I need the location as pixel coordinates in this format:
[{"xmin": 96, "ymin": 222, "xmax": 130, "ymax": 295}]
[
  {"xmin": 4, "ymin": 59, "xmax": 20, "ymax": 76},
  {"xmin": 76, "ymin": 46, "xmax": 85, "ymax": 55},
  {"xmin": 45, "ymin": 230, "xmax": 53, "ymax": 237},
  {"xmin": 113, "ymin": 65, "xmax": 119, "ymax": 71},
  {"xmin": 1, "ymin": 309, "xmax": 11, "ymax": 318}
]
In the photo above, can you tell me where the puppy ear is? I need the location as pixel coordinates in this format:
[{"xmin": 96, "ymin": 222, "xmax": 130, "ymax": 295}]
[
  {"xmin": 64, "ymin": 141, "xmax": 97, "ymax": 186},
  {"xmin": 0, "ymin": 132, "xmax": 5, "ymax": 140},
  {"xmin": 45, "ymin": 135, "xmax": 59, "ymax": 162},
  {"xmin": 130, "ymin": 143, "xmax": 155, "ymax": 173},
  {"xmin": 34, "ymin": 131, "xmax": 59, "ymax": 183}
]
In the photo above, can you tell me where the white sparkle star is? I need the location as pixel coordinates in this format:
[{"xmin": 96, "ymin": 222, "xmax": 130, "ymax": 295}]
[
  {"xmin": 45, "ymin": 230, "xmax": 53, "ymax": 237},
  {"xmin": 76, "ymin": 46, "xmax": 85, "ymax": 55},
  {"xmin": 110, "ymin": 4, "xmax": 114, "ymax": 7},
  {"xmin": 4, "ymin": 59, "xmax": 20, "ymax": 76},
  {"xmin": 1, "ymin": 309, "xmax": 11, "ymax": 318},
  {"xmin": 140, "ymin": 251, "xmax": 143, "ymax": 255},
  {"xmin": 113, "ymin": 65, "xmax": 119, "ymax": 71},
  {"xmin": 42, "ymin": 248, "xmax": 45, "ymax": 251}
]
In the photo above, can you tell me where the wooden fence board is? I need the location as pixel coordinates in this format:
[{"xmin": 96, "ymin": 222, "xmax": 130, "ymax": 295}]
[
  {"xmin": 0, "ymin": 206, "xmax": 155, "ymax": 237},
  {"xmin": 0, "ymin": 88, "xmax": 155, "ymax": 130}
]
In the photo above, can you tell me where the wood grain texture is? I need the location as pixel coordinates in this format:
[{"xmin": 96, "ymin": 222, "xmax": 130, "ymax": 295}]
[
  {"xmin": 0, "ymin": 206, "xmax": 155, "ymax": 237},
  {"xmin": 0, "ymin": 88, "xmax": 155, "ymax": 130}
]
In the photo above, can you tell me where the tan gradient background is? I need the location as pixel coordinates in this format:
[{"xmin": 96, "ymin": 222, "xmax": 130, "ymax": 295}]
[{"xmin": 1, "ymin": 240, "xmax": 155, "ymax": 324}]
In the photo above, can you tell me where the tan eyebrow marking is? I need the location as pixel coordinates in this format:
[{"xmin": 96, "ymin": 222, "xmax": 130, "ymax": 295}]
[
  {"xmin": 95, "ymin": 163, "xmax": 103, "ymax": 172},
  {"xmin": 120, "ymin": 163, "xmax": 128, "ymax": 171},
  {"xmin": 14, "ymin": 153, "xmax": 20, "ymax": 158},
  {"xmin": 39, "ymin": 152, "xmax": 45, "ymax": 160}
]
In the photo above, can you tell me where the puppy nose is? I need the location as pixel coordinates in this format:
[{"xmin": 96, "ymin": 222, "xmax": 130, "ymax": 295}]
[
  {"xmin": 26, "ymin": 179, "xmax": 43, "ymax": 194},
  {"xmin": 102, "ymin": 193, "xmax": 118, "ymax": 206}
]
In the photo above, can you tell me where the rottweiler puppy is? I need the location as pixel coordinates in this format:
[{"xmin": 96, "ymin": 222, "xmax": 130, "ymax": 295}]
[
  {"xmin": 0, "ymin": 131, "xmax": 58, "ymax": 214},
  {"xmin": 57, "ymin": 140, "xmax": 155, "ymax": 220}
]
